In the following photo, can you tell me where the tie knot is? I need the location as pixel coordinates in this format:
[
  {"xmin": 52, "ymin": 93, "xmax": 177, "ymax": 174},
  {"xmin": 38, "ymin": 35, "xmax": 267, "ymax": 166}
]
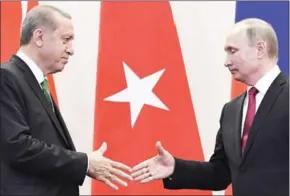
[
  {"xmin": 248, "ymin": 87, "xmax": 258, "ymax": 96},
  {"xmin": 41, "ymin": 78, "xmax": 49, "ymax": 91}
]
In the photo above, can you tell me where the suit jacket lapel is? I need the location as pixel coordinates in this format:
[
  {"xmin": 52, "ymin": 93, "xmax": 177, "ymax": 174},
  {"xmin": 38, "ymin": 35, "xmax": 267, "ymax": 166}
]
[
  {"xmin": 241, "ymin": 73, "xmax": 287, "ymax": 162},
  {"xmin": 12, "ymin": 56, "xmax": 71, "ymax": 148},
  {"xmin": 52, "ymin": 98, "xmax": 76, "ymax": 151},
  {"xmin": 232, "ymin": 94, "xmax": 245, "ymax": 163}
]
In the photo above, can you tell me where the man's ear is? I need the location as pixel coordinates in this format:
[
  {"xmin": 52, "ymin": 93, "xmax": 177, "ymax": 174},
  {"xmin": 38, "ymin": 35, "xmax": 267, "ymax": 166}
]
[
  {"xmin": 32, "ymin": 28, "xmax": 44, "ymax": 47},
  {"xmin": 256, "ymin": 40, "xmax": 266, "ymax": 59}
]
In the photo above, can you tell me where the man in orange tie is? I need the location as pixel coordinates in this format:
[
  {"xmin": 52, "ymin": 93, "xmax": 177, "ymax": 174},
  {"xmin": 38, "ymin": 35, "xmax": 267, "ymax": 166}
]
[{"xmin": 132, "ymin": 18, "xmax": 289, "ymax": 196}]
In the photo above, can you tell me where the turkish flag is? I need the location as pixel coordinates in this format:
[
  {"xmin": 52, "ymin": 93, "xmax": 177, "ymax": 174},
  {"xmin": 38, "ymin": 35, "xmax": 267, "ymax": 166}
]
[
  {"xmin": 92, "ymin": 1, "xmax": 211, "ymax": 195},
  {"xmin": 0, "ymin": 1, "xmax": 59, "ymax": 105}
]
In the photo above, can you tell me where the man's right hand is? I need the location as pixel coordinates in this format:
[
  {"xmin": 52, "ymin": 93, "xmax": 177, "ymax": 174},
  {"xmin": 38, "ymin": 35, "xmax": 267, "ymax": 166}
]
[
  {"xmin": 87, "ymin": 142, "xmax": 132, "ymax": 190},
  {"xmin": 131, "ymin": 141, "xmax": 175, "ymax": 183}
]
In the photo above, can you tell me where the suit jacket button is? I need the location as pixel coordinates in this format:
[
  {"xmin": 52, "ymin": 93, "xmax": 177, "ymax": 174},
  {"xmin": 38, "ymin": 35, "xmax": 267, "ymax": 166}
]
[{"xmin": 240, "ymin": 167, "xmax": 246, "ymax": 172}]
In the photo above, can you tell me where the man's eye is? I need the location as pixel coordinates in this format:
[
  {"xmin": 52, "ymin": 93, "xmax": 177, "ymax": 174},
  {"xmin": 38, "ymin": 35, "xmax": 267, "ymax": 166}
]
[{"xmin": 63, "ymin": 38, "xmax": 70, "ymax": 43}]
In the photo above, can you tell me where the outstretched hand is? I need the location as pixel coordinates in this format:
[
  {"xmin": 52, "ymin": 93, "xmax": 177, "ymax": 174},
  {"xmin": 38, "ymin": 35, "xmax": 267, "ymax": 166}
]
[
  {"xmin": 88, "ymin": 142, "xmax": 132, "ymax": 190},
  {"xmin": 131, "ymin": 141, "xmax": 175, "ymax": 183}
]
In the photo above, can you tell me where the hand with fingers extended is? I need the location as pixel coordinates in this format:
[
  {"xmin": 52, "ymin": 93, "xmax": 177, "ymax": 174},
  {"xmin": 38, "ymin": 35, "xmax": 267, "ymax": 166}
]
[
  {"xmin": 131, "ymin": 141, "xmax": 175, "ymax": 183},
  {"xmin": 87, "ymin": 142, "xmax": 133, "ymax": 190}
]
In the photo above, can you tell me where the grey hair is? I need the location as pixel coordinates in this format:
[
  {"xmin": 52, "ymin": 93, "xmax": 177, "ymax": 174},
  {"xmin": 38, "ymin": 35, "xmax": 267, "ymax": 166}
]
[
  {"xmin": 20, "ymin": 5, "xmax": 72, "ymax": 46},
  {"xmin": 238, "ymin": 18, "xmax": 278, "ymax": 59}
]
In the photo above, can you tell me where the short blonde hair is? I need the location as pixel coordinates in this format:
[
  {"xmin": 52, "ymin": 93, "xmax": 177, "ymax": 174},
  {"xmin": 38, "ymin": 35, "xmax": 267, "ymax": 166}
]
[{"xmin": 236, "ymin": 18, "xmax": 278, "ymax": 59}]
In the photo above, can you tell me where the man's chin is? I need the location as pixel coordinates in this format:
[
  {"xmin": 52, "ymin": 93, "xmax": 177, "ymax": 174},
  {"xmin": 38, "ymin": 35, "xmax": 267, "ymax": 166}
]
[
  {"xmin": 52, "ymin": 65, "xmax": 65, "ymax": 74},
  {"xmin": 233, "ymin": 76, "xmax": 246, "ymax": 84},
  {"xmin": 59, "ymin": 62, "xmax": 67, "ymax": 70},
  {"xmin": 232, "ymin": 73, "xmax": 243, "ymax": 82}
]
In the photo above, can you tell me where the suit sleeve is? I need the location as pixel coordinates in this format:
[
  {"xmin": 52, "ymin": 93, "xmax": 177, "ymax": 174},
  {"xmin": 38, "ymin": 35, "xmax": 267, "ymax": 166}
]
[
  {"xmin": 163, "ymin": 105, "xmax": 231, "ymax": 191},
  {"xmin": 0, "ymin": 69, "xmax": 88, "ymax": 185}
]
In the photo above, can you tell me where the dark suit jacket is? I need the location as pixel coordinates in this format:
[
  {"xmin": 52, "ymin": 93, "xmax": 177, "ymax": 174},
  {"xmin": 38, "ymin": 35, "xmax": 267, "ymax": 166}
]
[
  {"xmin": 163, "ymin": 73, "xmax": 289, "ymax": 196},
  {"xmin": 0, "ymin": 55, "xmax": 88, "ymax": 196}
]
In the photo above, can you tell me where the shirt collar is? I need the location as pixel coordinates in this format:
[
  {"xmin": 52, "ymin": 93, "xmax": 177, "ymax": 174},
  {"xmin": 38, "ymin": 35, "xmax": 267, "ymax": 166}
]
[
  {"xmin": 247, "ymin": 65, "xmax": 281, "ymax": 95},
  {"xmin": 16, "ymin": 50, "xmax": 45, "ymax": 85}
]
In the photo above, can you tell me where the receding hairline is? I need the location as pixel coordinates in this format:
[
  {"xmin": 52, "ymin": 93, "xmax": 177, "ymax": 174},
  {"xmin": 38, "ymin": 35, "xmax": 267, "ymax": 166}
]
[{"xmin": 228, "ymin": 18, "xmax": 278, "ymax": 59}]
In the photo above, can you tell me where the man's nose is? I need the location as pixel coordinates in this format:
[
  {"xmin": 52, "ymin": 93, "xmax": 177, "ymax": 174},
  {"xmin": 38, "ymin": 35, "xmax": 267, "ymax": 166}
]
[
  {"xmin": 66, "ymin": 44, "xmax": 74, "ymax": 56},
  {"xmin": 224, "ymin": 56, "xmax": 232, "ymax": 67}
]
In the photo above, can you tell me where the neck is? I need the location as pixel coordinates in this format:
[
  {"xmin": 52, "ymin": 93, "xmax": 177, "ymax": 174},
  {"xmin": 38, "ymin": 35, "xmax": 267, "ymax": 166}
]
[
  {"xmin": 245, "ymin": 60, "xmax": 277, "ymax": 86},
  {"xmin": 19, "ymin": 46, "xmax": 49, "ymax": 76}
]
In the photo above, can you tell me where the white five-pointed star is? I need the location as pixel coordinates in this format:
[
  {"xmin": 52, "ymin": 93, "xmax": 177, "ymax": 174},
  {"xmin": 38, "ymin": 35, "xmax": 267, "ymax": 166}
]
[{"xmin": 104, "ymin": 62, "xmax": 169, "ymax": 128}]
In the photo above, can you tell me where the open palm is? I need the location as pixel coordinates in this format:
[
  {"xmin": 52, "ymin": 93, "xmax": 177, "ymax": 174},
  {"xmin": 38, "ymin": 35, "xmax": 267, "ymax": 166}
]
[{"xmin": 131, "ymin": 141, "xmax": 175, "ymax": 183}]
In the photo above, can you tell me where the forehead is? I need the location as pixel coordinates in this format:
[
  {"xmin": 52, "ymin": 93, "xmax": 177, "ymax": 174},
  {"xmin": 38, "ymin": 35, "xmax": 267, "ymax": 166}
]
[
  {"xmin": 224, "ymin": 28, "xmax": 248, "ymax": 50},
  {"xmin": 54, "ymin": 14, "xmax": 74, "ymax": 37}
]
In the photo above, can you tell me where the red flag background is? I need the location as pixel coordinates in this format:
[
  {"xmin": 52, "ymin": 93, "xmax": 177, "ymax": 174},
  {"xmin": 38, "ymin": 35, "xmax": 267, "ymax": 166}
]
[
  {"xmin": 2, "ymin": 2, "xmax": 283, "ymax": 196},
  {"xmin": 92, "ymin": 2, "xmax": 211, "ymax": 195},
  {"xmin": 1, "ymin": 1, "xmax": 21, "ymax": 64},
  {"xmin": 231, "ymin": 79, "xmax": 247, "ymax": 99}
]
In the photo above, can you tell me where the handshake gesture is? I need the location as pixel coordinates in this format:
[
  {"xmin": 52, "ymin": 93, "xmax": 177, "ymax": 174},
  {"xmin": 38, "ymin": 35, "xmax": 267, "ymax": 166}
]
[{"xmin": 87, "ymin": 141, "xmax": 175, "ymax": 190}]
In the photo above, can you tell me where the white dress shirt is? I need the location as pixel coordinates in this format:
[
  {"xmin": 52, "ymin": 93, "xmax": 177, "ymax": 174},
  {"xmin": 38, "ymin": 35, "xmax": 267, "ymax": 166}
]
[
  {"xmin": 17, "ymin": 50, "xmax": 45, "ymax": 86},
  {"xmin": 241, "ymin": 65, "xmax": 281, "ymax": 135},
  {"xmin": 16, "ymin": 50, "xmax": 55, "ymax": 109}
]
